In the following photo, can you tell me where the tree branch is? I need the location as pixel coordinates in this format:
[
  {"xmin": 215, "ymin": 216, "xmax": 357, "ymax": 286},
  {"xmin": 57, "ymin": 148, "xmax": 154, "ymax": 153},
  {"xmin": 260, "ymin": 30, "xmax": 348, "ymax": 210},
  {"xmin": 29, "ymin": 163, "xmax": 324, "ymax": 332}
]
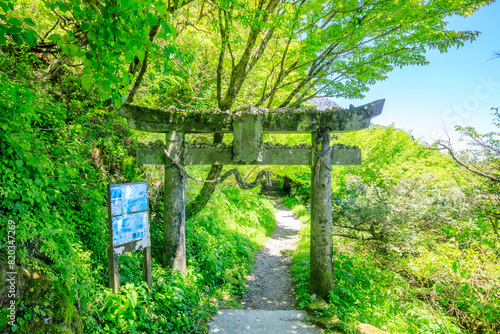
[{"xmin": 436, "ymin": 141, "xmax": 500, "ymax": 183}]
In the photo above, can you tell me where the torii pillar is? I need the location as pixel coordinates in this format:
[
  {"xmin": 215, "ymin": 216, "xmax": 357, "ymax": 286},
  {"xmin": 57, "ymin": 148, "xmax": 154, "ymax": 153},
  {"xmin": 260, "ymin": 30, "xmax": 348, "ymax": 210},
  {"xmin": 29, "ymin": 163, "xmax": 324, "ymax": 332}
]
[{"xmin": 116, "ymin": 100, "xmax": 384, "ymax": 298}]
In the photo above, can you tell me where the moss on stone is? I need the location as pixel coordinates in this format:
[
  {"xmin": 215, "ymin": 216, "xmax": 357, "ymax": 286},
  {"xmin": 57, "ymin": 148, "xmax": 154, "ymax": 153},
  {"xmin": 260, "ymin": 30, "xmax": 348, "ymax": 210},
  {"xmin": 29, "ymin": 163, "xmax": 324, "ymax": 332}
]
[{"xmin": 0, "ymin": 254, "xmax": 82, "ymax": 334}]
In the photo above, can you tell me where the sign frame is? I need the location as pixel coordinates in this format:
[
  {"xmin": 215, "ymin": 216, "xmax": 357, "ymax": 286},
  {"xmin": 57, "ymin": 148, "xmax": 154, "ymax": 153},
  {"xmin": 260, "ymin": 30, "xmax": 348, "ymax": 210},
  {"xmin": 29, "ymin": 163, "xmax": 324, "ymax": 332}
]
[{"xmin": 107, "ymin": 182, "xmax": 152, "ymax": 294}]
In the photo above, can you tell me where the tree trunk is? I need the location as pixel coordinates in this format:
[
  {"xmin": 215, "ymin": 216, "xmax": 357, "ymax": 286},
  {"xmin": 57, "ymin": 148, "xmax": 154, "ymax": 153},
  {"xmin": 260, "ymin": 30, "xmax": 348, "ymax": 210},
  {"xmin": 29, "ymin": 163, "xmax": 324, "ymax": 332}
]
[
  {"xmin": 185, "ymin": 133, "xmax": 224, "ymax": 219},
  {"xmin": 310, "ymin": 130, "xmax": 335, "ymax": 299}
]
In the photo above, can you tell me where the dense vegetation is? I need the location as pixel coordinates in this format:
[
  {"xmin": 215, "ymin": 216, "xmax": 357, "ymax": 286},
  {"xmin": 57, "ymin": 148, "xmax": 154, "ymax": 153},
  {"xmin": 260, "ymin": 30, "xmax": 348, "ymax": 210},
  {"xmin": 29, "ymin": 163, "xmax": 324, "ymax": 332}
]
[
  {"xmin": 0, "ymin": 49, "xmax": 277, "ymax": 333},
  {"xmin": 1, "ymin": 0, "xmax": 499, "ymax": 333},
  {"xmin": 282, "ymin": 124, "xmax": 500, "ymax": 333}
]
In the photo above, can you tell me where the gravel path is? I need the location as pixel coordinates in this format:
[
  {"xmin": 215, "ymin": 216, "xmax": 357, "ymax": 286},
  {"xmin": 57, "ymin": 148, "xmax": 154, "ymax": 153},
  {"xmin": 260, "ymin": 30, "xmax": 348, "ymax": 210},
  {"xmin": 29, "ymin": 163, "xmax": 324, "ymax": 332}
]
[{"xmin": 240, "ymin": 199, "xmax": 301, "ymax": 310}]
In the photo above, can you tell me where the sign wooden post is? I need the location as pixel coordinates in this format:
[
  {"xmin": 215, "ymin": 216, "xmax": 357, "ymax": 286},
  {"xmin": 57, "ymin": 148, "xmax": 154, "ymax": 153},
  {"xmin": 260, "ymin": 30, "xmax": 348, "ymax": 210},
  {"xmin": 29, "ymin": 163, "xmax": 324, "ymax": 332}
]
[
  {"xmin": 107, "ymin": 182, "xmax": 153, "ymax": 294},
  {"xmin": 116, "ymin": 100, "xmax": 384, "ymax": 298}
]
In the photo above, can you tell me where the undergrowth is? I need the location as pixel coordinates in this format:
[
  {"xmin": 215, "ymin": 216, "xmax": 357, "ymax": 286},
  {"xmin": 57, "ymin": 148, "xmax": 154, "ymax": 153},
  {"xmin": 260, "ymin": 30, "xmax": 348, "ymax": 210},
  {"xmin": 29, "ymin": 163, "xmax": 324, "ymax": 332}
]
[
  {"xmin": 0, "ymin": 49, "xmax": 277, "ymax": 333},
  {"xmin": 284, "ymin": 196, "xmax": 471, "ymax": 334}
]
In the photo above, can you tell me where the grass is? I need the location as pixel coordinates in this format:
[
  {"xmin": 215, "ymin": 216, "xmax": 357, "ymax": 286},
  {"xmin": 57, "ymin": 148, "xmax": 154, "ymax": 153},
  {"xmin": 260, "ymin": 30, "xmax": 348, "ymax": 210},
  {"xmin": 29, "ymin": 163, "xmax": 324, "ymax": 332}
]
[{"xmin": 283, "ymin": 196, "xmax": 467, "ymax": 334}]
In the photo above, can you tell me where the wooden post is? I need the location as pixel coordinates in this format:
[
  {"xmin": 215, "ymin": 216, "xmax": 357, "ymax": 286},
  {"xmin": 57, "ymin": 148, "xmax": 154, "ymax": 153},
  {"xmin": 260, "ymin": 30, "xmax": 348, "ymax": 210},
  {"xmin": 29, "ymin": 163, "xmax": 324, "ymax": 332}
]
[
  {"xmin": 107, "ymin": 246, "xmax": 119, "ymax": 294},
  {"xmin": 163, "ymin": 131, "xmax": 186, "ymax": 271},
  {"xmin": 142, "ymin": 246, "xmax": 153, "ymax": 290},
  {"xmin": 310, "ymin": 130, "xmax": 335, "ymax": 299}
]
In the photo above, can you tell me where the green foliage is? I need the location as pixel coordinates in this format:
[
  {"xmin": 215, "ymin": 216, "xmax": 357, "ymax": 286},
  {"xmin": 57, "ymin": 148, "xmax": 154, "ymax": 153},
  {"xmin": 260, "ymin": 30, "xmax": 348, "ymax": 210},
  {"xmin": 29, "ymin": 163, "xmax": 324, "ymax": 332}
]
[
  {"xmin": 166, "ymin": 0, "xmax": 491, "ymax": 110},
  {"xmin": 0, "ymin": 0, "xmax": 37, "ymax": 46},
  {"xmin": 79, "ymin": 186, "xmax": 276, "ymax": 333},
  {"xmin": 404, "ymin": 241, "xmax": 500, "ymax": 333},
  {"xmin": 286, "ymin": 197, "xmax": 467, "ymax": 334},
  {"xmin": 0, "ymin": 52, "xmax": 140, "ymax": 271},
  {"xmin": 446, "ymin": 109, "xmax": 500, "ymax": 237},
  {"xmin": 1, "ymin": 0, "xmax": 178, "ymax": 104},
  {"xmin": 283, "ymin": 124, "xmax": 500, "ymax": 333},
  {"xmin": 0, "ymin": 48, "xmax": 279, "ymax": 333},
  {"xmin": 332, "ymin": 174, "xmax": 469, "ymax": 256}
]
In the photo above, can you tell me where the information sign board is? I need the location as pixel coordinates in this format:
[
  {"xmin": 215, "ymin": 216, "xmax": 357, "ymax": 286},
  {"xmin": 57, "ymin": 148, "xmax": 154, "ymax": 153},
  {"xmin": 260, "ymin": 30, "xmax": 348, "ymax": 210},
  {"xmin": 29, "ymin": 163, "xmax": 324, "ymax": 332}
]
[
  {"xmin": 109, "ymin": 182, "xmax": 150, "ymax": 249},
  {"xmin": 107, "ymin": 182, "xmax": 152, "ymax": 293}
]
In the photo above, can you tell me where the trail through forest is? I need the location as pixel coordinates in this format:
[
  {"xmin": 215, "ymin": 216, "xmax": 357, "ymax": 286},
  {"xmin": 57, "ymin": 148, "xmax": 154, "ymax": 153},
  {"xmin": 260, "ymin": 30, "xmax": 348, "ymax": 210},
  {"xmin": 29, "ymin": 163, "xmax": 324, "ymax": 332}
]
[
  {"xmin": 208, "ymin": 199, "xmax": 322, "ymax": 333},
  {"xmin": 241, "ymin": 200, "xmax": 299, "ymax": 310}
]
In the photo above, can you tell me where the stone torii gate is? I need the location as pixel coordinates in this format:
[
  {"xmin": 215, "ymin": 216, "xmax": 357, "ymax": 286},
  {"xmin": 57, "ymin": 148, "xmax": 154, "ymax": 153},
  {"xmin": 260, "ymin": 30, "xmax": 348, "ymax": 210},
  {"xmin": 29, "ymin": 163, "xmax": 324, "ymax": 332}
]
[{"xmin": 116, "ymin": 99, "xmax": 384, "ymax": 298}]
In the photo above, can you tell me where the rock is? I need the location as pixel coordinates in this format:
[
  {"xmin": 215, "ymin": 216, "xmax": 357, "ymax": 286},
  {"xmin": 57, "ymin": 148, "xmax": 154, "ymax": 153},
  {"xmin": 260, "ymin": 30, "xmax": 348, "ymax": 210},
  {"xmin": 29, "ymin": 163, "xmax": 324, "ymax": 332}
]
[
  {"xmin": 305, "ymin": 299, "xmax": 329, "ymax": 315},
  {"xmin": 138, "ymin": 142, "xmax": 146, "ymax": 148},
  {"xmin": 0, "ymin": 257, "xmax": 83, "ymax": 333},
  {"xmin": 313, "ymin": 315, "xmax": 342, "ymax": 329},
  {"xmin": 356, "ymin": 323, "xmax": 391, "ymax": 334}
]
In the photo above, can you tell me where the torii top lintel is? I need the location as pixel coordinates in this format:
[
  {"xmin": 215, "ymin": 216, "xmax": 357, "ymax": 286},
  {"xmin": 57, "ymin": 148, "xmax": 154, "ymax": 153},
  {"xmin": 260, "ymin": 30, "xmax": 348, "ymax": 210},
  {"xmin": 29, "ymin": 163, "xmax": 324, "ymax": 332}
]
[{"xmin": 116, "ymin": 99, "xmax": 384, "ymax": 134}]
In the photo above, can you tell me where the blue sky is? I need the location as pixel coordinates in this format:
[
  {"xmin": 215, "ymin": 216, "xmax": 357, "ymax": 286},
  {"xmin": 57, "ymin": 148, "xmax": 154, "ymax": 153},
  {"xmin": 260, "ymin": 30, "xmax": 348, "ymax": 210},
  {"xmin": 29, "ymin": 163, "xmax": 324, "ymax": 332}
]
[{"xmin": 335, "ymin": 1, "xmax": 500, "ymax": 145}]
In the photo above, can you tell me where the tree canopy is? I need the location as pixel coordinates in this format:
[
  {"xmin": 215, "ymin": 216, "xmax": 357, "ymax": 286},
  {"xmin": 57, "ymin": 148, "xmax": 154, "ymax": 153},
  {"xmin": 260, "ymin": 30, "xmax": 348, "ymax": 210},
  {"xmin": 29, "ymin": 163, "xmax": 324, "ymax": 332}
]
[{"xmin": 0, "ymin": 0, "xmax": 493, "ymax": 110}]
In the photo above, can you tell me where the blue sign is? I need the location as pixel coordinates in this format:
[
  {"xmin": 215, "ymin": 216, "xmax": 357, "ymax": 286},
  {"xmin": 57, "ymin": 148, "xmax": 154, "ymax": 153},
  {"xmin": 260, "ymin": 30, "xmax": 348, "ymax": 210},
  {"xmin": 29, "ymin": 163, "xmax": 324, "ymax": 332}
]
[{"xmin": 109, "ymin": 182, "xmax": 150, "ymax": 247}]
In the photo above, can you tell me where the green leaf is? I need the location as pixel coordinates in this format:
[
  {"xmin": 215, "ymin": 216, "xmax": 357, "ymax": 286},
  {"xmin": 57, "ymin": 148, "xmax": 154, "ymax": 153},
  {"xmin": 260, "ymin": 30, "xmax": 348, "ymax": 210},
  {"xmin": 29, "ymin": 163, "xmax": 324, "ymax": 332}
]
[
  {"xmin": 8, "ymin": 17, "xmax": 23, "ymax": 26},
  {"xmin": 81, "ymin": 76, "xmax": 92, "ymax": 89},
  {"xmin": 56, "ymin": 0, "xmax": 69, "ymax": 12},
  {"xmin": 0, "ymin": 2, "xmax": 9, "ymax": 12},
  {"xmin": 135, "ymin": 48, "xmax": 145, "ymax": 62},
  {"xmin": 21, "ymin": 30, "xmax": 37, "ymax": 46},
  {"xmin": 160, "ymin": 20, "xmax": 170, "ymax": 40},
  {"xmin": 148, "ymin": 13, "xmax": 158, "ymax": 27},
  {"xmin": 12, "ymin": 33, "xmax": 22, "ymax": 45},
  {"xmin": 57, "ymin": 38, "xmax": 67, "ymax": 47},
  {"xmin": 61, "ymin": 45, "xmax": 70, "ymax": 55},
  {"xmin": 47, "ymin": 33, "xmax": 62, "ymax": 41},
  {"xmin": 114, "ymin": 98, "xmax": 123, "ymax": 109},
  {"xmin": 23, "ymin": 17, "xmax": 35, "ymax": 27},
  {"xmin": 7, "ymin": 25, "xmax": 21, "ymax": 35},
  {"xmin": 87, "ymin": 31, "xmax": 97, "ymax": 41},
  {"xmin": 119, "ymin": 0, "xmax": 130, "ymax": 9},
  {"xmin": 80, "ymin": 21, "xmax": 91, "ymax": 31},
  {"xmin": 68, "ymin": 44, "xmax": 79, "ymax": 55}
]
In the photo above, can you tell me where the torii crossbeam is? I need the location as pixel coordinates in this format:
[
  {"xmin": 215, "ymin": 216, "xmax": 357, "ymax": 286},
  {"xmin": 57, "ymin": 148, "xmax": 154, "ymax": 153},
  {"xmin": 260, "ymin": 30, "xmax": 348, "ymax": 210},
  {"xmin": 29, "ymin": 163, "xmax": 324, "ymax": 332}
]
[{"xmin": 116, "ymin": 100, "xmax": 384, "ymax": 298}]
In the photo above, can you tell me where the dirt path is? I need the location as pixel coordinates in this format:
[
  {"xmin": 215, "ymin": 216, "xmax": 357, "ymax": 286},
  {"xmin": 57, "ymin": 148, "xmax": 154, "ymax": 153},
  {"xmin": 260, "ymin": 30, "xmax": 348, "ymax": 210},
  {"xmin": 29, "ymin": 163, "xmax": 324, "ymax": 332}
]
[
  {"xmin": 240, "ymin": 199, "xmax": 301, "ymax": 310},
  {"xmin": 209, "ymin": 199, "xmax": 322, "ymax": 333}
]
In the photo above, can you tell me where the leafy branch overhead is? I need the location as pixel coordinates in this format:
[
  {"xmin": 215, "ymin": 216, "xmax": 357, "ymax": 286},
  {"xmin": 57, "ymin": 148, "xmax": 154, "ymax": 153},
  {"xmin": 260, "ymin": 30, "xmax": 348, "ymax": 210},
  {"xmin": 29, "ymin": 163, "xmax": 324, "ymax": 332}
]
[
  {"xmin": 1, "ymin": 0, "xmax": 494, "ymax": 110},
  {"xmin": 436, "ymin": 108, "xmax": 500, "ymax": 184},
  {"xmin": 172, "ymin": 0, "xmax": 491, "ymax": 110},
  {"xmin": 1, "ymin": 0, "xmax": 187, "ymax": 106}
]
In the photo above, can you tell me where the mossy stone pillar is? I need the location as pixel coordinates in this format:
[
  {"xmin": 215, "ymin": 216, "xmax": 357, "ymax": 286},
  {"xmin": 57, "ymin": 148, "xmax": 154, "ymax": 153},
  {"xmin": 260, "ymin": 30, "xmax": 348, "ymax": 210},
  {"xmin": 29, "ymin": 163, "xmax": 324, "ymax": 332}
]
[
  {"xmin": 163, "ymin": 131, "xmax": 186, "ymax": 271},
  {"xmin": 310, "ymin": 129, "xmax": 335, "ymax": 299}
]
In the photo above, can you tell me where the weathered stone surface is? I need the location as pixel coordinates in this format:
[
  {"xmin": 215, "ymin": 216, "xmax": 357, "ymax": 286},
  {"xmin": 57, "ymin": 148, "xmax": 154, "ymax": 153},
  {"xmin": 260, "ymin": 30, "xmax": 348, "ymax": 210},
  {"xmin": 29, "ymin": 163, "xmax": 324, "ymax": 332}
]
[
  {"xmin": 356, "ymin": 323, "xmax": 391, "ymax": 334},
  {"xmin": 313, "ymin": 315, "xmax": 342, "ymax": 329},
  {"xmin": 163, "ymin": 131, "xmax": 186, "ymax": 271},
  {"xmin": 305, "ymin": 299, "xmax": 329, "ymax": 315},
  {"xmin": 0, "ymin": 257, "xmax": 82, "ymax": 333},
  {"xmin": 232, "ymin": 113, "xmax": 263, "ymax": 164},
  {"xmin": 310, "ymin": 130, "xmax": 335, "ymax": 299},
  {"xmin": 137, "ymin": 147, "xmax": 361, "ymax": 166},
  {"xmin": 116, "ymin": 100, "xmax": 384, "ymax": 133}
]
